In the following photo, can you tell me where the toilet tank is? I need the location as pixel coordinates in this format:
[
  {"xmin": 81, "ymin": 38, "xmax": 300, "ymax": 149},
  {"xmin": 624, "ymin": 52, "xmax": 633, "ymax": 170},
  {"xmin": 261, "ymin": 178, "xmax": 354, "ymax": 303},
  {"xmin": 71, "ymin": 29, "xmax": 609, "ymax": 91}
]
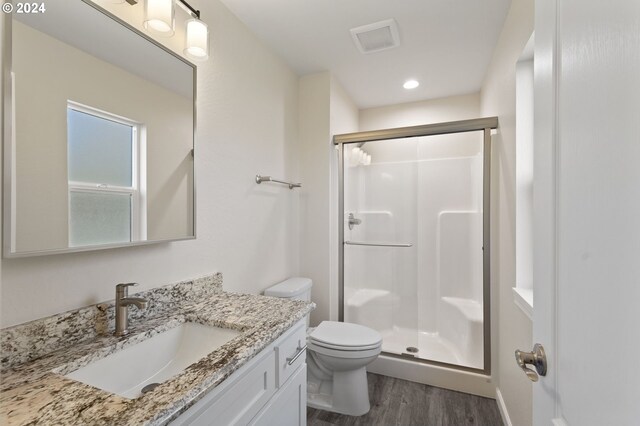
[
  {"xmin": 265, "ymin": 277, "xmax": 313, "ymax": 328},
  {"xmin": 264, "ymin": 277, "xmax": 312, "ymax": 302}
]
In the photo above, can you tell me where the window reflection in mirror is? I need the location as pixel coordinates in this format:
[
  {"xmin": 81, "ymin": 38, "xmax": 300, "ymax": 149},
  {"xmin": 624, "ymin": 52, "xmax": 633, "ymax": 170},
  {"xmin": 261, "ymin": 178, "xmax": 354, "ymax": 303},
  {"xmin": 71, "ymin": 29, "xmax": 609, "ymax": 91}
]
[
  {"xmin": 5, "ymin": 0, "xmax": 195, "ymax": 256},
  {"xmin": 67, "ymin": 104, "xmax": 144, "ymax": 247}
]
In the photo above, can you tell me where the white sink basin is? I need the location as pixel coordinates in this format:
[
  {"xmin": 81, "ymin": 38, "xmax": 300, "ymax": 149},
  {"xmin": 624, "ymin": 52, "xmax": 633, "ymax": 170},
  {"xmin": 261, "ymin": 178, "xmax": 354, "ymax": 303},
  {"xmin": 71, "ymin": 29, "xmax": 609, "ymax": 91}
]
[{"xmin": 64, "ymin": 322, "xmax": 241, "ymax": 399}]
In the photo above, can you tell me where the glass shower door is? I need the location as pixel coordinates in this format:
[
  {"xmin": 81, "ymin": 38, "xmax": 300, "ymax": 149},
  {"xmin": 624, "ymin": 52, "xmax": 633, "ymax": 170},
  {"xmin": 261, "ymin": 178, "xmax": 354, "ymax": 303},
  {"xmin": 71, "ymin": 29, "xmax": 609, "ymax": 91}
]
[
  {"xmin": 343, "ymin": 138, "xmax": 420, "ymax": 357},
  {"xmin": 340, "ymin": 127, "xmax": 487, "ymax": 371}
]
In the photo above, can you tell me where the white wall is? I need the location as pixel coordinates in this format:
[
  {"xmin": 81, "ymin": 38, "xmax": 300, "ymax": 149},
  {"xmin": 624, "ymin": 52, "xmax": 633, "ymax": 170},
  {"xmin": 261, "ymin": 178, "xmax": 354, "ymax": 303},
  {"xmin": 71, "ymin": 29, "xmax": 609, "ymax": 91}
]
[
  {"xmin": 0, "ymin": 0, "xmax": 300, "ymax": 327},
  {"xmin": 479, "ymin": 0, "xmax": 534, "ymax": 424},
  {"xmin": 359, "ymin": 93, "xmax": 481, "ymax": 131}
]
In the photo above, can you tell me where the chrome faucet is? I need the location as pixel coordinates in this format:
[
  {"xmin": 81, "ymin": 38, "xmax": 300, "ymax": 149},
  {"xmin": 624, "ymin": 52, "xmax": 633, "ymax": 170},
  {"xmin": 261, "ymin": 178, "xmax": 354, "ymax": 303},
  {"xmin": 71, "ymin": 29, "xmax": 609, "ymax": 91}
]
[{"xmin": 114, "ymin": 283, "xmax": 148, "ymax": 337}]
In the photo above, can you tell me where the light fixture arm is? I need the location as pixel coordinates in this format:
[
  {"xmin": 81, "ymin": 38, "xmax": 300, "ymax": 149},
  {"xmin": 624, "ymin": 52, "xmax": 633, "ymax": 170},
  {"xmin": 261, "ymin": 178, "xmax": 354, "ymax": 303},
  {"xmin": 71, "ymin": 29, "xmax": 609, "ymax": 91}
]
[{"xmin": 177, "ymin": 0, "xmax": 200, "ymax": 19}]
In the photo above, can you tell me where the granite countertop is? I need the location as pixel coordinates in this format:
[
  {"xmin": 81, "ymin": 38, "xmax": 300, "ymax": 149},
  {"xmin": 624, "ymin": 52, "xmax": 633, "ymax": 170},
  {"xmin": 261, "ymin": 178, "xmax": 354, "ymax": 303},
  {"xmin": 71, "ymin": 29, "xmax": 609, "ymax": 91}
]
[{"xmin": 0, "ymin": 278, "xmax": 314, "ymax": 425}]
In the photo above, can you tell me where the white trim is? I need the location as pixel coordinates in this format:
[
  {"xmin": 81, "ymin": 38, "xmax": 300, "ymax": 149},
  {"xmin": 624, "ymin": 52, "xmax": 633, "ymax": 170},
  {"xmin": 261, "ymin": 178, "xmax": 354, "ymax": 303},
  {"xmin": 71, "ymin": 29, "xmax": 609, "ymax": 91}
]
[
  {"xmin": 130, "ymin": 123, "xmax": 140, "ymax": 239},
  {"xmin": 69, "ymin": 183, "xmax": 134, "ymax": 194},
  {"xmin": 138, "ymin": 125, "xmax": 148, "ymax": 240},
  {"xmin": 533, "ymin": 0, "xmax": 560, "ymax": 421},
  {"xmin": 512, "ymin": 287, "xmax": 533, "ymax": 319},
  {"xmin": 367, "ymin": 354, "xmax": 495, "ymax": 398},
  {"xmin": 495, "ymin": 388, "xmax": 513, "ymax": 426},
  {"xmin": 67, "ymin": 100, "xmax": 138, "ymax": 126}
]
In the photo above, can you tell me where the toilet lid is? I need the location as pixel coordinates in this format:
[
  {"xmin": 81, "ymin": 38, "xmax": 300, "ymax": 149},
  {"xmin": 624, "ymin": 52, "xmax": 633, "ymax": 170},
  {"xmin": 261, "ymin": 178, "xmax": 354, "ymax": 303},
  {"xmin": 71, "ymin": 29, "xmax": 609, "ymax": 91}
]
[{"xmin": 308, "ymin": 321, "xmax": 382, "ymax": 349}]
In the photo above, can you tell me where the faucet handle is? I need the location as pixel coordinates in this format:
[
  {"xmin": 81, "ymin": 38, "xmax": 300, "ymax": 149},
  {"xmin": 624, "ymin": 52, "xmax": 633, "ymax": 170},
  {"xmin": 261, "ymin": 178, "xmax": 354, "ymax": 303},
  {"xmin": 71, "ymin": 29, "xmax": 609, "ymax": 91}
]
[
  {"xmin": 116, "ymin": 282, "xmax": 139, "ymax": 289},
  {"xmin": 116, "ymin": 282, "xmax": 138, "ymax": 296}
]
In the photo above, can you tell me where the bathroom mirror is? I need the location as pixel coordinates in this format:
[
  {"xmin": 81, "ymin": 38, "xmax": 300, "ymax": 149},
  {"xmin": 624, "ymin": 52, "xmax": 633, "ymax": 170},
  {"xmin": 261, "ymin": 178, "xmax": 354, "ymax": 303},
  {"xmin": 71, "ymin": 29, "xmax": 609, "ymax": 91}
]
[{"xmin": 3, "ymin": 0, "xmax": 196, "ymax": 257}]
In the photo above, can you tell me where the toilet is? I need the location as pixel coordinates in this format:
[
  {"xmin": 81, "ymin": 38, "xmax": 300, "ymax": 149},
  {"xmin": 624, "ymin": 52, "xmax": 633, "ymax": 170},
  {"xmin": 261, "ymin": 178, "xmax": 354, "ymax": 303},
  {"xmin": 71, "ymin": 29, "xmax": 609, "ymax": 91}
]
[{"xmin": 265, "ymin": 277, "xmax": 382, "ymax": 416}]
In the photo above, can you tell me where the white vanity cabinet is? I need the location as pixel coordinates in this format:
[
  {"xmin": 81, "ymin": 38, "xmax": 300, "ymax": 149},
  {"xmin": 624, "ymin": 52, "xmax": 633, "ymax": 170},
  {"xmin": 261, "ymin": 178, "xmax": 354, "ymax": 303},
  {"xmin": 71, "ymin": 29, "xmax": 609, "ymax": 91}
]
[{"xmin": 171, "ymin": 319, "xmax": 307, "ymax": 426}]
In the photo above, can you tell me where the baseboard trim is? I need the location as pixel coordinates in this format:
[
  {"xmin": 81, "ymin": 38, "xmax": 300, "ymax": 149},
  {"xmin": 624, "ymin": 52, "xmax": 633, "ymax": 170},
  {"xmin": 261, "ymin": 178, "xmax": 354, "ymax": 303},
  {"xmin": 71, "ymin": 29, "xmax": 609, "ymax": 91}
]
[
  {"xmin": 496, "ymin": 388, "xmax": 513, "ymax": 426},
  {"xmin": 367, "ymin": 354, "xmax": 495, "ymax": 398}
]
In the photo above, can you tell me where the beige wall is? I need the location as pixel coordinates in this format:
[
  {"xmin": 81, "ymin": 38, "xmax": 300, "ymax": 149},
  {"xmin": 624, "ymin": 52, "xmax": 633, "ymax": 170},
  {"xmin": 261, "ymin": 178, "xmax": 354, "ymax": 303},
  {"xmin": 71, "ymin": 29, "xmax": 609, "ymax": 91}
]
[
  {"xmin": 298, "ymin": 72, "xmax": 331, "ymax": 326},
  {"xmin": 1, "ymin": 0, "xmax": 300, "ymax": 327},
  {"xmin": 480, "ymin": 0, "xmax": 535, "ymax": 424},
  {"xmin": 359, "ymin": 92, "xmax": 481, "ymax": 131},
  {"xmin": 298, "ymin": 73, "xmax": 359, "ymax": 326},
  {"xmin": 12, "ymin": 21, "xmax": 193, "ymax": 252},
  {"xmin": 328, "ymin": 76, "xmax": 359, "ymax": 321}
]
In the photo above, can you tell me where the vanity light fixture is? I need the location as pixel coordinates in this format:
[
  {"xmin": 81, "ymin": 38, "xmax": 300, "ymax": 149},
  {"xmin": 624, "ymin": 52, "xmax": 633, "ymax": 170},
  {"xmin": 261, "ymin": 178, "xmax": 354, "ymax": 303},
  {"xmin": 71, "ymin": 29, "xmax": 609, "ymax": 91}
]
[
  {"xmin": 143, "ymin": 0, "xmax": 175, "ymax": 36},
  {"xmin": 140, "ymin": 0, "xmax": 210, "ymax": 61},
  {"xmin": 403, "ymin": 79, "xmax": 420, "ymax": 90}
]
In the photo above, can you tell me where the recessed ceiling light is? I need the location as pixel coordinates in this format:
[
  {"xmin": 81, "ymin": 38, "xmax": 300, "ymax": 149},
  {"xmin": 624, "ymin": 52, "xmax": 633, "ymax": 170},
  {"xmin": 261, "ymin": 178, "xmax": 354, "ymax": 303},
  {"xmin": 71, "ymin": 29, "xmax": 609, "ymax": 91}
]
[{"xmin": 403, "ymin": 80, "xmax": 420, "ymax": 90}]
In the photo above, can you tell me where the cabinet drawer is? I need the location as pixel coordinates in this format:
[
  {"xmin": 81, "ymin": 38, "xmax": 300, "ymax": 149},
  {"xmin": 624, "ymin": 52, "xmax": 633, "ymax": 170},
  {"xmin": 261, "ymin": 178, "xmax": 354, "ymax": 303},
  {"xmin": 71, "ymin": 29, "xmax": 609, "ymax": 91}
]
[
  {"xmin": 275, "ymin": 320, "xmax": 306, "ymax": 388},
  {"xmin": 175, "ymin": 350, "xmax": 276, "ymax": 426}
]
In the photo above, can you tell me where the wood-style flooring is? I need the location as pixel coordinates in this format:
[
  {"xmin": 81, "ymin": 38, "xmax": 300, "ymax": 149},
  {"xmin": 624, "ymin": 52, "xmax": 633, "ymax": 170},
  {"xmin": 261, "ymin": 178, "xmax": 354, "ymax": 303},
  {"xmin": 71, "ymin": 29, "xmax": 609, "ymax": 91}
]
[{"xmin": 307, "ymin": 373, "xmax": 504, "ymax": 426}]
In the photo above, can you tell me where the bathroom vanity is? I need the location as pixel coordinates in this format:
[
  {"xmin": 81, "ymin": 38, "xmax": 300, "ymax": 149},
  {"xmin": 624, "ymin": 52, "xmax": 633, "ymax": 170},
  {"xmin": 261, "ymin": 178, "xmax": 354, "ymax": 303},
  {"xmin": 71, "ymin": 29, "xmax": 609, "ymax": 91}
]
[
  {"xmin": 0, "ymin": 274, "xmax": 313, "ymax": 425},
  {"xmin": 171, "ymin": 319, "xmax": 307, "ymax": 426}
]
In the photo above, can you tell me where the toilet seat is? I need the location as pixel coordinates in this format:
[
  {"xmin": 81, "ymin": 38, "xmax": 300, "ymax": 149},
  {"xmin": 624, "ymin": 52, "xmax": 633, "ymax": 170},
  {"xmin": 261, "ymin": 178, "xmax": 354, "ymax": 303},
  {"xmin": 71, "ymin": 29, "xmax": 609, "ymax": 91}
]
[
  {"xmin": 307, "ymin": 339, "xmax": 382, "ymax": 359},
  {"xmin": 308, "ymin": 321, "xmax": 382, "ymax": 348}
]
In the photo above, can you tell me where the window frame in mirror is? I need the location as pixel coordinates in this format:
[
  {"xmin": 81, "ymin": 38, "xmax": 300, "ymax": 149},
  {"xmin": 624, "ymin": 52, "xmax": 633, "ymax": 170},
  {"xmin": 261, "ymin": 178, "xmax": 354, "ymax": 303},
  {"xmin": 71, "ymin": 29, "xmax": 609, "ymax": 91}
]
[{"xmin": 2, "ymin": 0, "xmax": 197, "ymax": 258}]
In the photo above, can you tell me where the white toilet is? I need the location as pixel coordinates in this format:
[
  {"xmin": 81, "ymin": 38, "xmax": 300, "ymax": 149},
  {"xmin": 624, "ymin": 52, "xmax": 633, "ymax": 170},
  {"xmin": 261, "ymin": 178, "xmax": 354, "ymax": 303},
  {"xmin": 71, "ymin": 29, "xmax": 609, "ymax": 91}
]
[{"xmin": 265, "ymin": 277, "xmax": 382, "ymax": 416}]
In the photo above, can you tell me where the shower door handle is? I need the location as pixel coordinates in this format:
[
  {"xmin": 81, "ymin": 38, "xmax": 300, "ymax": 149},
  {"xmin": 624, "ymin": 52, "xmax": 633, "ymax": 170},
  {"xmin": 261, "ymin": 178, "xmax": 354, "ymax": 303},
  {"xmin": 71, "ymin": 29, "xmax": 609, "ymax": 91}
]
[
  {"xmin": 515, "ymin": 343, "xmax": 547, "ymax": 382},
  {"xmin": 344, "ymin": 241, "xmax": 413, "ymax": 248}
]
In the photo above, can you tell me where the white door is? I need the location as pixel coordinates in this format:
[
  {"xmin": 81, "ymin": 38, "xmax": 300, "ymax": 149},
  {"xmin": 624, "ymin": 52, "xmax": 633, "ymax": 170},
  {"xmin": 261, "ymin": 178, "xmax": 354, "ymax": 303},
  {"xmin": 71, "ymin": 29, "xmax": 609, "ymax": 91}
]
[{"xmin": 532, "ymin": 0, "xmax": 640, "ymax": 425}]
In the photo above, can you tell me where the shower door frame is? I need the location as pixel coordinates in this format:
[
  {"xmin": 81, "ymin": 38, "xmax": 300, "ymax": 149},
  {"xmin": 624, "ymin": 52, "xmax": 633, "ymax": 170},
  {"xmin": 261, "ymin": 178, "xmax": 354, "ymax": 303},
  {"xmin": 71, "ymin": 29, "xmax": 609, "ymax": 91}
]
[{"xmin": 334, "ymin": 116, "xmax": 498, "ymax": 375}]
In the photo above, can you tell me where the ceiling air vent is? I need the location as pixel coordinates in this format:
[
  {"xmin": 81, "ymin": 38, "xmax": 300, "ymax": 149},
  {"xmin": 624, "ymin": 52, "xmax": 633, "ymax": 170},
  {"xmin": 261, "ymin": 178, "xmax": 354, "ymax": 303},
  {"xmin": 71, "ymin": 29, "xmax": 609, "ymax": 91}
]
[{"xmin": 350, "ymin": 19, "xmax": 400, "ymax": 54}]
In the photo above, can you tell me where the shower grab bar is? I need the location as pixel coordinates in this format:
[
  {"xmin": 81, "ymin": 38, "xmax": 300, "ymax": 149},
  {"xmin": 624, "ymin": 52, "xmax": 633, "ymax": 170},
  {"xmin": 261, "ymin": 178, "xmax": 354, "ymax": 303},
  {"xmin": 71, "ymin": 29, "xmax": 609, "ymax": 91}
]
[
  {"xmin": 255, "ymin": 174, "xmax": 301, "ymax": 189},
  {"xmin": 344, "ymin": 241, "xmax": 413, "ymax": 248}
]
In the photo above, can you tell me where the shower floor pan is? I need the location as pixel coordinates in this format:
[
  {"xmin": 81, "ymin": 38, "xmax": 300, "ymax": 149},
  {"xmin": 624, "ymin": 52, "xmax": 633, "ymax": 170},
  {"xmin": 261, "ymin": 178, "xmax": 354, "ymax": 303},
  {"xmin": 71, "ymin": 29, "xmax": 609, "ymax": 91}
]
[{"xmin": 380, "ymin": 327, "xmax": 482, "ymax": 370}]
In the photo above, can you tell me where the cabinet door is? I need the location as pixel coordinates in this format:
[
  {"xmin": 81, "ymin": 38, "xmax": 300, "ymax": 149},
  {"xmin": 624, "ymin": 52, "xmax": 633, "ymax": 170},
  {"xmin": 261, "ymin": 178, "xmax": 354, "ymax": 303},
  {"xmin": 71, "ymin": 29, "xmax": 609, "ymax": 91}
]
[
  {"xmin": 276, "ymin": 321, "xmax": 306, "ymax": 387},
  {"xmin": 172, "ymin": 350, "xmax": 276, "ymax": 426},
  {"xmin": 250, "ymin": 365, "xmax": 306, "ymax": 426}
]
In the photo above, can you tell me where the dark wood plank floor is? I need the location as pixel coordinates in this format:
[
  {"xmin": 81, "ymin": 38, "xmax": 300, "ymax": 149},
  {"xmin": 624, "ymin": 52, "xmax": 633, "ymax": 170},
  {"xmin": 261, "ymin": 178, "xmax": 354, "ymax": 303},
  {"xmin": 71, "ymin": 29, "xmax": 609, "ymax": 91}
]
[{"xmin": 307, "ymin": 373, "xmax": 503, "ymax": 426}]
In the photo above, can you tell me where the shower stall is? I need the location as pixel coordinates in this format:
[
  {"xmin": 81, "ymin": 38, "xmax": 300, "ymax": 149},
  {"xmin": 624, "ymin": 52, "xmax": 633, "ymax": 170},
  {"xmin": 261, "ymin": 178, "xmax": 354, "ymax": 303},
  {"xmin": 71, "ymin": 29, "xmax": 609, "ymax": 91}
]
[{"xmin": 336, "ymin": 118, "xmax": 496, "ymax": 373}]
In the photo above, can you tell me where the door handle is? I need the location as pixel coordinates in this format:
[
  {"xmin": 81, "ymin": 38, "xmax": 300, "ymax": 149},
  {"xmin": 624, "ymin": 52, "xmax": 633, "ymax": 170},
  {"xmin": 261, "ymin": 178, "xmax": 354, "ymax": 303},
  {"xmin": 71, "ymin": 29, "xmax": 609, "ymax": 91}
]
[{"xmin": 515, "ymin": 343, "xmax": 547, "ymax": 382}]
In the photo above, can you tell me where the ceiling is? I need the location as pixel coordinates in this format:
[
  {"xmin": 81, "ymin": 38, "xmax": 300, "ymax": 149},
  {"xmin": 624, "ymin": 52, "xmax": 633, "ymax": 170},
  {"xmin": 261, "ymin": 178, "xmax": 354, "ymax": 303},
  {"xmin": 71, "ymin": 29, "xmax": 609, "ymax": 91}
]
[{"xmin": 218, "ymin": 0, "xmax": 512, "ymax": 109}]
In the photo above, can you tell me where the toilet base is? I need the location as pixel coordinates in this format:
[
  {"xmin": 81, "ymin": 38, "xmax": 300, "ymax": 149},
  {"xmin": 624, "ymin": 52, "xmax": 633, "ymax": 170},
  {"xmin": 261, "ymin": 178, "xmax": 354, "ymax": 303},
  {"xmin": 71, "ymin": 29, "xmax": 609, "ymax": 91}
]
[{"xmin": 307, "ymin": 362, "xmax": 371, "ymax": 416}]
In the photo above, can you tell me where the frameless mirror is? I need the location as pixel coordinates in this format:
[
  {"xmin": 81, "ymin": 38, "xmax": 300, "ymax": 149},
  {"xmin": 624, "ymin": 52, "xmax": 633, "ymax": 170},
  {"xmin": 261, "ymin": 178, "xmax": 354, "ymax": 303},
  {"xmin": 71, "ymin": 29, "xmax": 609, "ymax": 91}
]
[{"xmin": 3, "ymin": 0, "xmax": 196, "ymax": 257}]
